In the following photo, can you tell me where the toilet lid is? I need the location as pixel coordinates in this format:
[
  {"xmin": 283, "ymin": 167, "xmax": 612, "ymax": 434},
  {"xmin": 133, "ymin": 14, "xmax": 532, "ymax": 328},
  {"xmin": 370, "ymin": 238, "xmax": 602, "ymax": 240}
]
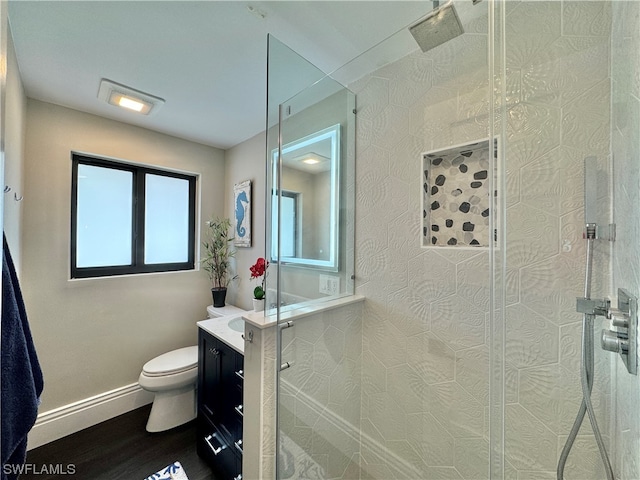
[{"xmin": 142, "ymin": 346, "xmax": 198, "ymax": 377}]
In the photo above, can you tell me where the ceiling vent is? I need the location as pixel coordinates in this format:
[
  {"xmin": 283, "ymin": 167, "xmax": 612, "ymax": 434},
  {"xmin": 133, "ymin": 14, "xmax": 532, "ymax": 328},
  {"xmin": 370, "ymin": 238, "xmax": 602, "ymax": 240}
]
[{"xmin": 98, "ymin": 79, "xmax": 164, "ymax": 115}]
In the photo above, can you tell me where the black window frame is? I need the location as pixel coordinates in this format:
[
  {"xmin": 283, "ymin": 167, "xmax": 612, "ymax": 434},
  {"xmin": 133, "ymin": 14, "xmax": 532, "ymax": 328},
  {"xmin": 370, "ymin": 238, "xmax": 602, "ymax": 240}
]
[
  {"xmin": 71, "ymin": 153, "xmax": 197, "ymax": 279},
  {"xmin": 280, "ymin": 190, "xmax": 299, "ymax": 258}
]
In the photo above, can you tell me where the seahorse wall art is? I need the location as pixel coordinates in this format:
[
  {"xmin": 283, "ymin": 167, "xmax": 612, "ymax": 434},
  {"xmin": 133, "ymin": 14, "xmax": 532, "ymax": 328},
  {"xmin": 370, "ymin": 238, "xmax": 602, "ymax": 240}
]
[
  {"xmin": 234, "ymin": 180, "xmax": 251, "ymax": 247},
  {"xmin": 236, "ymin": 190, "xmax": 249, "ymax": 237}
]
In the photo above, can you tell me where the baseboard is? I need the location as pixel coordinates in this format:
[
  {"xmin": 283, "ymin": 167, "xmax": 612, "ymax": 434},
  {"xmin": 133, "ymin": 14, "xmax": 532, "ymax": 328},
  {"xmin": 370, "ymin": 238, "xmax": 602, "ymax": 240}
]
[{"xmin": 27, "ymin": 383, "xmax": 154, "ymax": 450}]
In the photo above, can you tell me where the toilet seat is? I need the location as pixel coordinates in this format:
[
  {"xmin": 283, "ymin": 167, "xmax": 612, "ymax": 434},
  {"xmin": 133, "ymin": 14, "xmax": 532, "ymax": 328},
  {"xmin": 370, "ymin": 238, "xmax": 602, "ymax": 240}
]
[{"xmin": 142, "ymin": 346, "xmax": 198, "ymax": 377}]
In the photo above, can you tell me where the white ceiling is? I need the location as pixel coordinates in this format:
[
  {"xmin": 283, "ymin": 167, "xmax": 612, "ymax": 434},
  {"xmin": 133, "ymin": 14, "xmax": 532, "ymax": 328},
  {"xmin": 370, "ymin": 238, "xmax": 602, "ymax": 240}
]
[{"xmin": 8, "ymin": 1, "xmax": 431, "ymax": 150}]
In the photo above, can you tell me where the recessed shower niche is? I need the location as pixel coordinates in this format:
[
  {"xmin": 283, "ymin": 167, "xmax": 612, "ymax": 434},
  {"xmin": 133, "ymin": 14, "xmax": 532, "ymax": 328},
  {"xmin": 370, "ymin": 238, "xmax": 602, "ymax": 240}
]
[{"xmin": 422, "ymin": 139, "xmax": 497, "ymax": 247}]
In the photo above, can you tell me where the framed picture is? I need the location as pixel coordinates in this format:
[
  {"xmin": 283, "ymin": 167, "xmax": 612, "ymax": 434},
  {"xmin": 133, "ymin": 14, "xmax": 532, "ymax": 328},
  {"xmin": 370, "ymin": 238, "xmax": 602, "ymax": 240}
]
[{"xmin": 234, "ymin": 180, "xmax": 251, "ymax": 247}]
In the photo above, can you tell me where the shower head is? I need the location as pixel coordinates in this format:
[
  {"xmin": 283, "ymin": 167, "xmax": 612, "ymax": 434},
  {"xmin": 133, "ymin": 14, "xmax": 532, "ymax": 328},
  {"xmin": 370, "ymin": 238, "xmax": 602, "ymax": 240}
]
[{"xmin": 409, "ymin": 0, "xmax": 464, "ymax": 52}]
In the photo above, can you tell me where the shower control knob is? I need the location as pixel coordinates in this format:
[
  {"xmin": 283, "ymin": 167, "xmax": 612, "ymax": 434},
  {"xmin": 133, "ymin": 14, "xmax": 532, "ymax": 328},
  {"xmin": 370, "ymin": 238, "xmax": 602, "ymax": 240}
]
[
  {"xmin": 611, "ymin": 313, "xmax": 630, "ymax": 329},
  {"xmin": 601, "ymin": 329, "xmax": 628, "ymax": 354}
]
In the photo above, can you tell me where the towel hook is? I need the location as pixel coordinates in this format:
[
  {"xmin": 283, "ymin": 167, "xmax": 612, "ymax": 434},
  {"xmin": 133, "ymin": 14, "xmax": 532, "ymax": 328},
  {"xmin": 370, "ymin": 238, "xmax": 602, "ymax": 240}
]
[{"xmin": 5, "ymin": 185, "xmax": 23, "ymax": 201}]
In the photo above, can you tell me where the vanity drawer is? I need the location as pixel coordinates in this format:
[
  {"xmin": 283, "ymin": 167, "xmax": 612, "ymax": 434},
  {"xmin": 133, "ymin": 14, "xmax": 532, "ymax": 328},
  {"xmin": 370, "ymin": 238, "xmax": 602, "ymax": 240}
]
[
  {"xmin": 197, "ymin": 416, "xmax": 242, "ymax": 479},
  {"xmin": 197, "ymin": 329, "xmax": 244, "ymax": 477}
]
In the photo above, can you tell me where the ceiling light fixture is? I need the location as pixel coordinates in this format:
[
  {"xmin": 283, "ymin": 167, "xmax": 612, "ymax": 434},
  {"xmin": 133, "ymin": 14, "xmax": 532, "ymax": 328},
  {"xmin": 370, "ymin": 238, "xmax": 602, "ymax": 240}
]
[
  {"xmin": 296, "ymin": 152, "xmax": 329, "ymax": 166},
  {"xmin": 98, "ymin": 79, "xmax": 164, "ymax": 115},
  {"xmin": 302, "ymin": 157, "xmax": 321, "ymax": 165}
]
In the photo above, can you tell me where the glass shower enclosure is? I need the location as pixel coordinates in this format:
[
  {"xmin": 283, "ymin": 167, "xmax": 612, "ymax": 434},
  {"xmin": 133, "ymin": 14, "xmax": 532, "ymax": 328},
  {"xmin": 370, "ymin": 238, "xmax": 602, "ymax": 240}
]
[{"xmin": 268, "ymin": 1, "xmax": 640, "ymax": 478}]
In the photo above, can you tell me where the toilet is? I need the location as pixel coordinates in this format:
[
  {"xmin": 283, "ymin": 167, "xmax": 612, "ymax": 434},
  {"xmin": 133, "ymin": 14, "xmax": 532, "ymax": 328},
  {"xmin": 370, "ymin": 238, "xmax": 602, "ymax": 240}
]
[
  {"xmin": 138, "ymin": 304, "xmax": 245, "ymax": 432},
  {"xmin": 138, "ymin": 345, "xmax": 199, "ymax": 432}
]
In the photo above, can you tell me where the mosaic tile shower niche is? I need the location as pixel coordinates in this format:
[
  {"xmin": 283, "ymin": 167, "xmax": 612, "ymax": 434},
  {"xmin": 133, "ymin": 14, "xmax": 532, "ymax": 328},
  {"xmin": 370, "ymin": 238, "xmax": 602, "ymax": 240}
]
[{"xmin": 422, "ymin": 139, "xmax": 496, "ymax": 247}]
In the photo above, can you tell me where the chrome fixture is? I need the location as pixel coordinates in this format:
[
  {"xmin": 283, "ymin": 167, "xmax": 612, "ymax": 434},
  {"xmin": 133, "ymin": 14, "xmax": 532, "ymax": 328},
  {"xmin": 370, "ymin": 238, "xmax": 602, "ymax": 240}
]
[
  {"xmin": 242, "ymin": 330, "xmax": 253, "ymax": 343},
  {"xmin": 409, "ymin": 0, "xmax": 464, "ymax": 53},
  {"xmin": 279, "ymin": 321, "xmax": 294, "ymax": 372},
  {"xmin": 558, "ymin": 157, "xmax": 615, "ymax": 480},
  {"xmin": 601, "ymin": 288, "xmax": 638, "ymax": 375}
]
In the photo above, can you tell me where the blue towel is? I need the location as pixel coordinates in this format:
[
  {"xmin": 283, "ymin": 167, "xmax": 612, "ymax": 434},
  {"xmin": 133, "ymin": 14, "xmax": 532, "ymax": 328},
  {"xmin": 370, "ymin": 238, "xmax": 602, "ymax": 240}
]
[{"xmin": 1, "ymin": 234, "xmax": 43, "ymax": 480}]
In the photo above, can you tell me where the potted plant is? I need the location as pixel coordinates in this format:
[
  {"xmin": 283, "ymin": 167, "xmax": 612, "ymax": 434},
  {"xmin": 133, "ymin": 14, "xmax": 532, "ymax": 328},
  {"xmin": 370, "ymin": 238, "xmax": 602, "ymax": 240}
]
[
  {"xmin": 202, "ymin": 216, "xmax": 236, "ymax": 308},
  {"xmin": 249, "ymin": 257, "xmax": 268, "ymax": 312}
]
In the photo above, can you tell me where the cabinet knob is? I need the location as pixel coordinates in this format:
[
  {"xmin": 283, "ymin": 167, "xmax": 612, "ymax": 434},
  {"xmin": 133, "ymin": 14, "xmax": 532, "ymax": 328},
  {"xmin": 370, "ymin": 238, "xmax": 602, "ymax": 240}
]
[
  {"xmin": 204, "ymin": 433, "xmax": 225, "ymax": 455},
  {"xmin": 234, "ymin": 439, "xmax": 243, "ymax": 454},
  {"xmin": 234, "ymin": 404, "xmax": 244, "ymax": 417},
  {"xmin": 235, "ymin": 369, "xmax": 244, "ymax": 381},
  {"xmin": 209, "ymin": 347, "xmax": 219, "ymax": 356}
]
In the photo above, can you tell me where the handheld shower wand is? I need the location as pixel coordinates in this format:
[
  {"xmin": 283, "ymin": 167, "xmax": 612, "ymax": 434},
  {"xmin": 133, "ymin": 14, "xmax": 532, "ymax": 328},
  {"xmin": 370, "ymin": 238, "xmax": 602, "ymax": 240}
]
[{"xmin": 557, "ymin": 157, "xmax": 614, "ymax": 480}]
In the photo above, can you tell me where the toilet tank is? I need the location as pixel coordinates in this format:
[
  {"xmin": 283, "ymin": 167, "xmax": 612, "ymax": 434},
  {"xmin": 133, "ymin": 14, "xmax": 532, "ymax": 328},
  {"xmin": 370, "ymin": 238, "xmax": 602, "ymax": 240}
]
[{"xmin": 206, "ymin": 304, "xmax": 246, "ymax": 319}]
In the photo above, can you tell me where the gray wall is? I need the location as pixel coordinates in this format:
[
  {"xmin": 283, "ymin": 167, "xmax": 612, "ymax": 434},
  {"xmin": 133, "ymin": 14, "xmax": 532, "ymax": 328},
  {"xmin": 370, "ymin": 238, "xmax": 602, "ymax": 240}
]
[
  {"xmin": 22, "ymin": 99, "xmax": 225, "ymax": 412},
  {"xmin": 3, "ymin": 24, "xmax": 26, "ymax": 271},
  {"xmin": 224, "ymin": 130, "xmax": 267, "ymax": 311}
]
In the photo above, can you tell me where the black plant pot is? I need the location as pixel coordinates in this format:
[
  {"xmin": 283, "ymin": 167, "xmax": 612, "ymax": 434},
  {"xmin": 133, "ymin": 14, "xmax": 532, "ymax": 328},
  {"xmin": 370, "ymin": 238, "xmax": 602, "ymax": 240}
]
[{"xmin": 211, "ymin": 287, "xmax": 227, "ymax": 308}]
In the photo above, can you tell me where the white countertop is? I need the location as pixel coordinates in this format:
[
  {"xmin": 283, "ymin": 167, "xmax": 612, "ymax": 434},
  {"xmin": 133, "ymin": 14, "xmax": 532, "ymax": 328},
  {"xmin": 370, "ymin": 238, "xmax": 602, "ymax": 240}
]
[
  {"xmin": 242, "ymin": 294, "xmax": 365, "ymax": 329},
  {"xmin": 197, "ymin": 312, "xmax": 246, "ymax": 355}
]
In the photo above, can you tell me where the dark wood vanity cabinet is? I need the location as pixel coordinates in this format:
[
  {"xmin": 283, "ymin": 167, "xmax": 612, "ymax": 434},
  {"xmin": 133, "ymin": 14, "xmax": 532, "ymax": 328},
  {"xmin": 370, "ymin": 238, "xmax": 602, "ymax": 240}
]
[{"xmin": 197, "ymin": 329, "xmax": 244, "ymax": 479}]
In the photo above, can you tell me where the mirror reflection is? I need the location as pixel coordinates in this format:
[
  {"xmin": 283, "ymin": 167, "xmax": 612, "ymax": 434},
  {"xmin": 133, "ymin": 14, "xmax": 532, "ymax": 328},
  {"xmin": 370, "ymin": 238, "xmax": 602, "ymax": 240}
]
[{"xmin": 271, "ymin": 124, "xmax": 340, "ymax": 270}]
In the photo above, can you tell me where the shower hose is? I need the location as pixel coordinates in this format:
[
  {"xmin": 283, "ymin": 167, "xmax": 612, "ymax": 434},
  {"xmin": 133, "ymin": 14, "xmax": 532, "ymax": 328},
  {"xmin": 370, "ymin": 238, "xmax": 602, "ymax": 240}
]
[{"xmin": 557, "ymin": 233, "xmax": 614, "ymax": 480}]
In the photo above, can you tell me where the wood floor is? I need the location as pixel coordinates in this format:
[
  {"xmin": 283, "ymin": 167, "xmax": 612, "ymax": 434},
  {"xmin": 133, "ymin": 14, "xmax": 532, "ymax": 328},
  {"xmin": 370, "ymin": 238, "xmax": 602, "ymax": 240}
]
[{"xmin": 23, "ymin": 405, "xmax": 218, "ymax": 480}]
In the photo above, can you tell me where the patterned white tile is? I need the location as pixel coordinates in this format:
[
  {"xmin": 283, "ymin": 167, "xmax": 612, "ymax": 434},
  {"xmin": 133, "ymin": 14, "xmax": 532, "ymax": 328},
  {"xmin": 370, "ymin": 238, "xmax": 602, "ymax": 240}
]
[
  {"xmin": 431, "ymin": 295, "xmax": 486, "ymax": 351},
  {"xmin": 407, "ymin": 332, "xmax": 456, "ymax": 385},
  {"xmin": 518, "ymin": 364, "xmax": 583, "ymax": 435},
  {"xmin": 505, "ymin": 404, "xmax": 557, "ymax": 471},
  {"xmin": 356, "ymin": 76, "xmax": 390, "ymax": 123},
  {"xmin": 426, "ymin": 381, "xmax": 485, "ymax": 439},
  {"xmin": 454, "ymin": 437, "xmax": 489, "ymax": 479},
  {"xmin": 561, "ymin": 80, "xmax": 611, "ymax": 156},
  {"xmin": 363, "ymin": 315, "xmax": 408, "ymax": 369},
  {"xmin": 505, "ymin": 304, "xmax": 559, "ymax": 368},
  {"xmin": 408, "ymin": 86, "xmax": 458, "ymax": 144},
  {"xmin": 388, "ymin": 52, "xmax": 434, "ymax": 108},
  {"xmin": 361, "ymin": 348, "xmax": 387, "ymax": 396},
  {"xmin": 505, "ymin": 102, "xmax": 561, "ymax": 169},
  {"xmin": 456, "ymin": 254, "xmax": 491, "ymax": 311},
  {"xmin": 407, "ymin": 250, "xmax": 457, "ymax": 302},
  {"xmin": 562, "ymin": 1, "xmax": 611, "ymax": 37},
  {"xmin": 406, "ymin": 412, "xmax": 455, "ymax": 467},
  {"xmin": 455, "ymin": 345, "xmax": 489, "ymax": 405},
  {"xmin": 313, "ymin": 325, "xmax": 345, "ymax": 377},
  {"xmin": 520, "ymin": 254, "xmax": 585, "ymax": 326},
  {"xmin": 506, "ymin": 203, "xmax": 559, "ymax": 269},
  {"xmin": 505, "ymin": 2, "xmax": 562, "ymax": 37},
  {"xmin": 356, "ymin": 144, "xmax": 391, "ymax": 178},
  {"xmin": 364, "ymin": 392, "xmax": 407, "ymax": 442},
  {"xmin": 521, "ymin": 36, "xmax": 610, "ymax": 108}
]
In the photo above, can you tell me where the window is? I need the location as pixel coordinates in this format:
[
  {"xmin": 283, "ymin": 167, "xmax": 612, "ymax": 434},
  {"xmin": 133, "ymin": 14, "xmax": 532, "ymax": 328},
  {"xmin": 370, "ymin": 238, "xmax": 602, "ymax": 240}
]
[
  {"xmin": 71, "ymin": 154, "xmax": 196, "ymax": 278},
  {"xmin": 280, "ymin": 191, "xmax": 299, "ymax": 257},
  {"xmin": 271, "ymin": 189, "xmax": 300, "ymax": 259}
]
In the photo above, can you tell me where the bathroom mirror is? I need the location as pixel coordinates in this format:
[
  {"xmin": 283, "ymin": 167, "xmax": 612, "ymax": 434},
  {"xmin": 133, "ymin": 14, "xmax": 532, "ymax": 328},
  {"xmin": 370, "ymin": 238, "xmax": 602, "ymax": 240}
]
[{"xmin": 271, "ymin": 124, "xmax": 340, "ymax": 270}]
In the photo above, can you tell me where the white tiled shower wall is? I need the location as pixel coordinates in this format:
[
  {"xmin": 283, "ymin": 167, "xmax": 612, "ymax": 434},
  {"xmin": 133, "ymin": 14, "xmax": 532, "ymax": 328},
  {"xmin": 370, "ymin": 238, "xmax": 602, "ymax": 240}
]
[
  {"xmin": 611, "ymin": 1, "xmax": 640, "ymax": 479},
  {"xmin": 273, "ymin": 2, "xmax": 637, "ymax": 479},
  {"xmin": 351, "ymin": 1, "xmax": 614, "ymax": 479}
]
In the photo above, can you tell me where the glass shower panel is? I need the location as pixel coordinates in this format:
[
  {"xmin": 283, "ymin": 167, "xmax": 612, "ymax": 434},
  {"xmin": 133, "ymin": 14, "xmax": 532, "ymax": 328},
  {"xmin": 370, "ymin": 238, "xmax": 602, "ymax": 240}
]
[
  {"xmin": 272, "ymin": 45, "xmax": 359, "ymax": 480},
  {"xmin": 345, "ymin": 1, "xmax": 494, "ymax": 477},
  {"xmin": 610, "ymin": 1, "xmax": 640, "ymax": 478},
  {"xmin": 275, "ymin": 76, "xmax": 355, "ymax": 305},
  {"xmin": 273, "ymin": 0, "xmax": 497, "ymax": 478},
  {"xmin": 500, "ymin": 1, "xmax": 614, "ymax": 478},
  {"xmin": 265, "ymin": 35, "xmax": 330, "ymax": 314}
]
